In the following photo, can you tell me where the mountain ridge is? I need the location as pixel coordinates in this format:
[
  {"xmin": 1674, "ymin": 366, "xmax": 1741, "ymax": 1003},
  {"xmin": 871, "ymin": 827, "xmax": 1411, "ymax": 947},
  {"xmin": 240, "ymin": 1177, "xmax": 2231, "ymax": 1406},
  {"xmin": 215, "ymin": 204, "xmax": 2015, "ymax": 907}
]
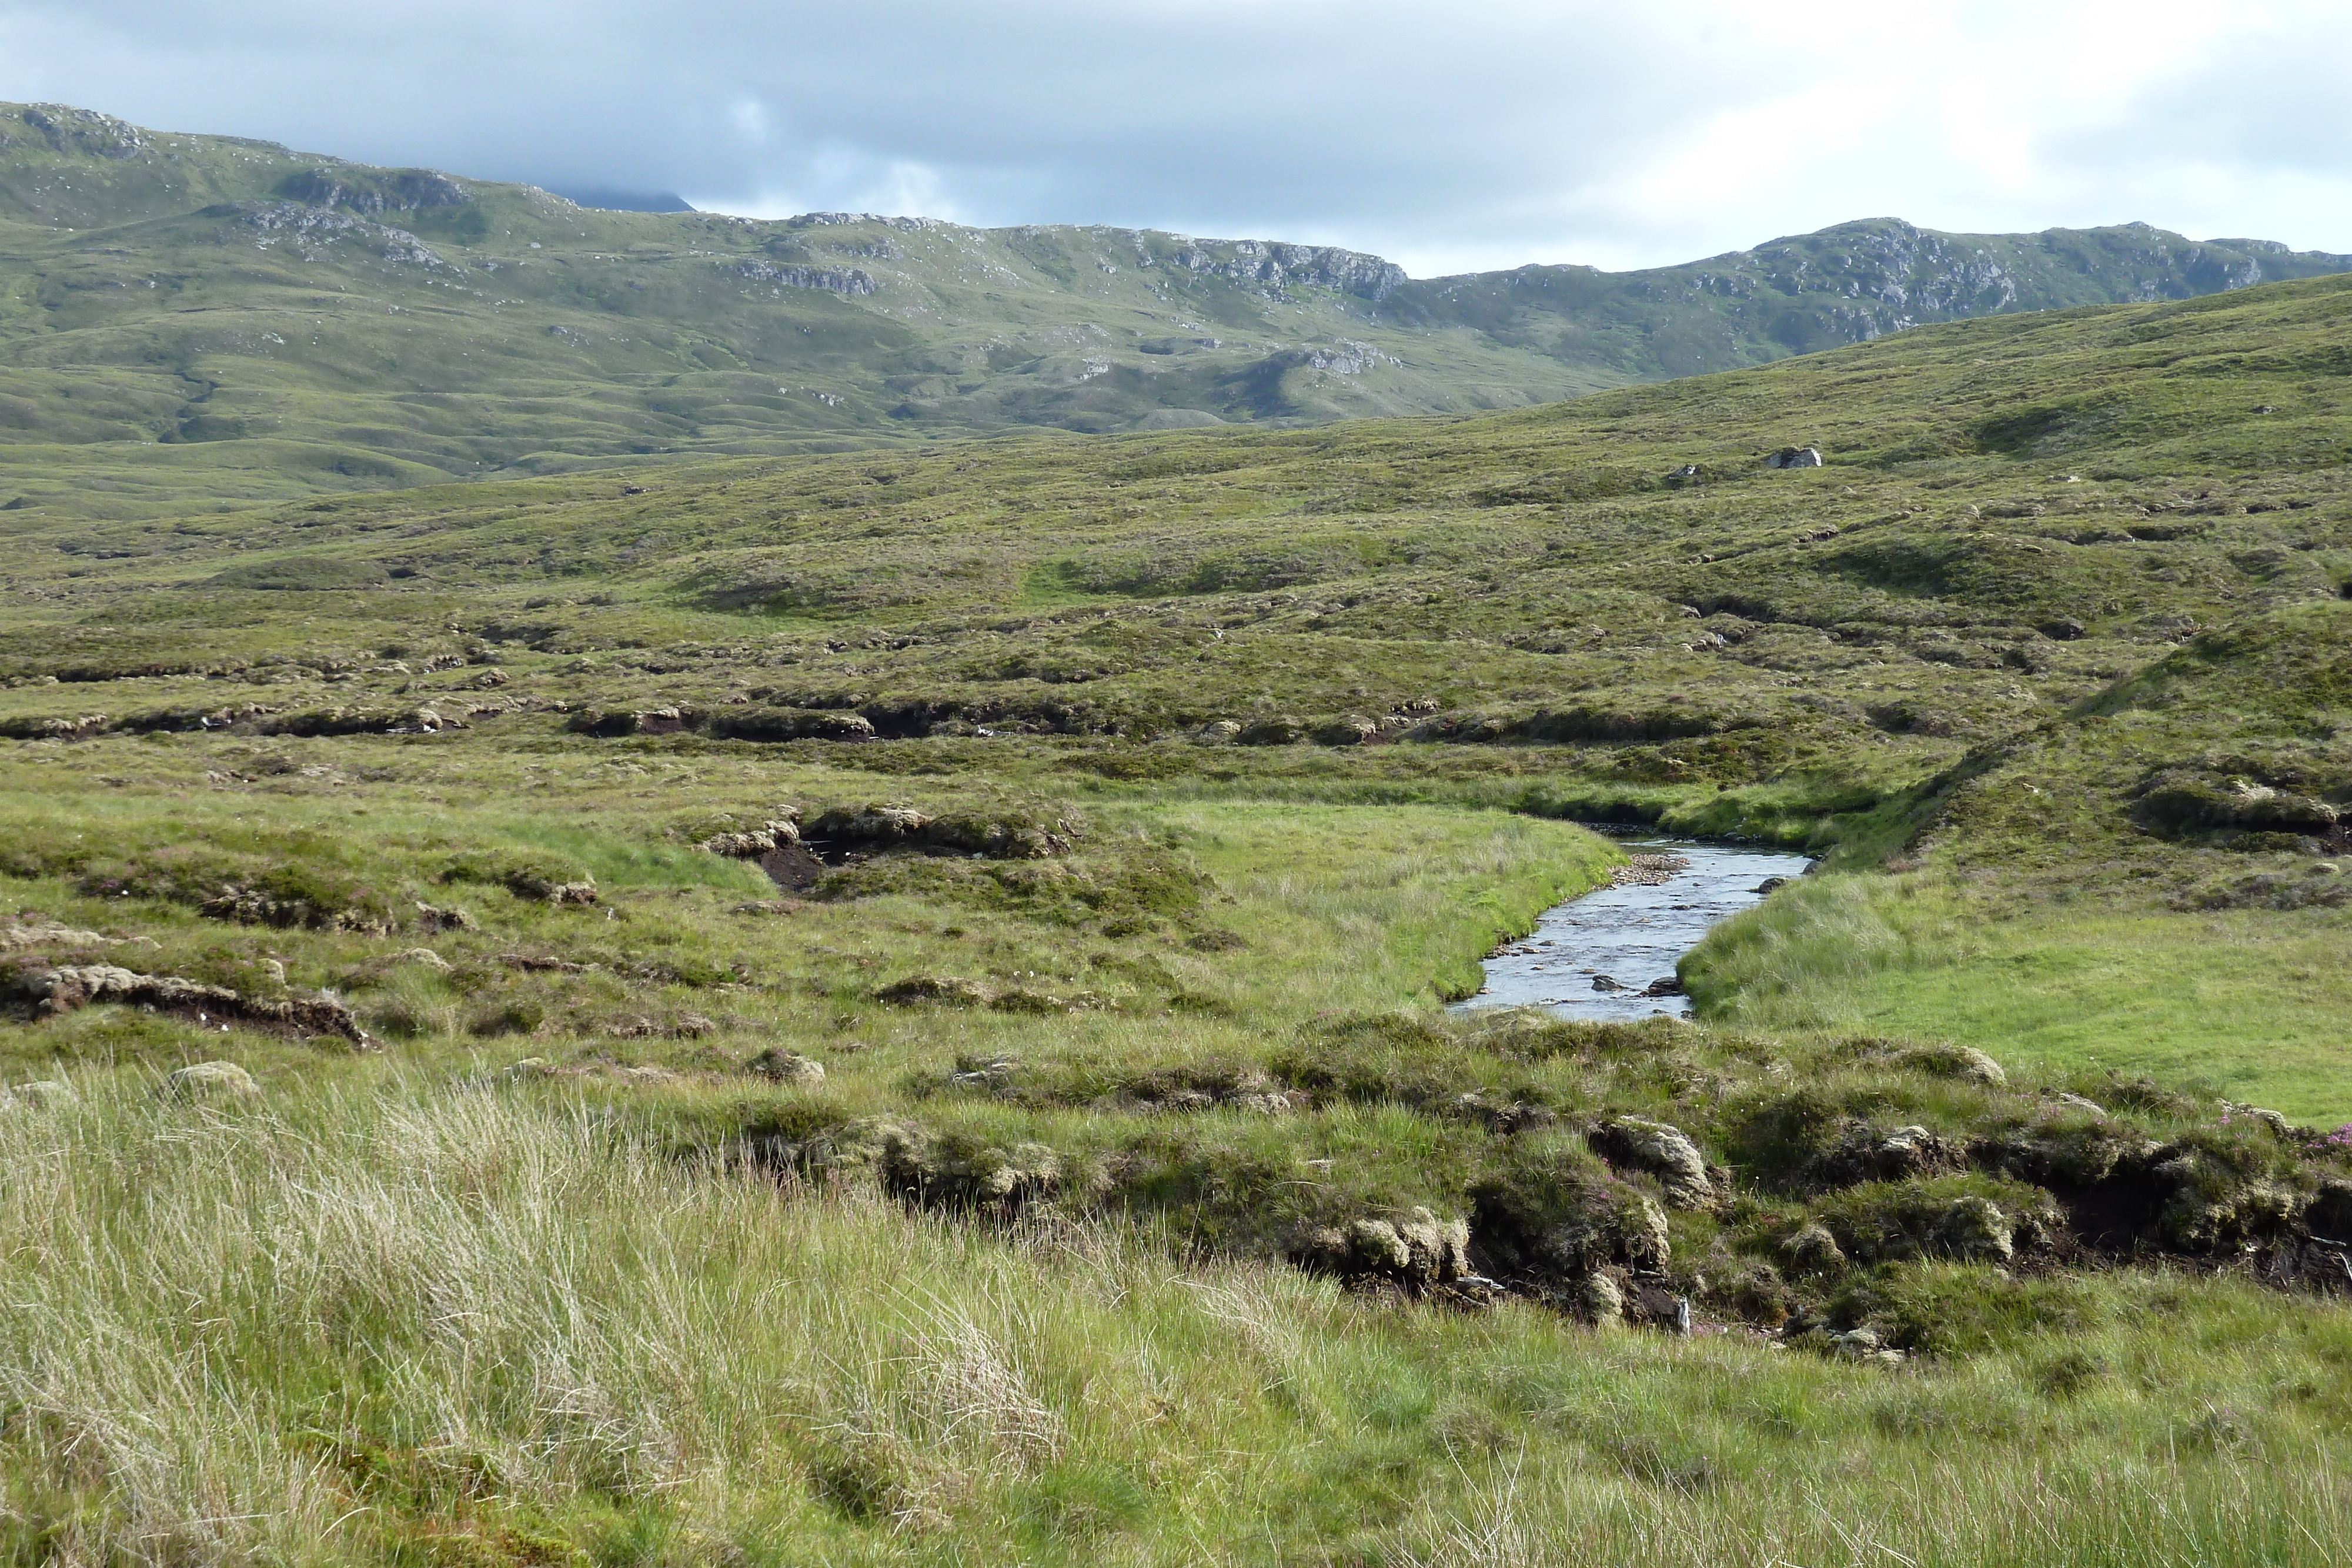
[{"xmin": 4, "ymin": 99, "xmax": 2350, "ymax": 519}]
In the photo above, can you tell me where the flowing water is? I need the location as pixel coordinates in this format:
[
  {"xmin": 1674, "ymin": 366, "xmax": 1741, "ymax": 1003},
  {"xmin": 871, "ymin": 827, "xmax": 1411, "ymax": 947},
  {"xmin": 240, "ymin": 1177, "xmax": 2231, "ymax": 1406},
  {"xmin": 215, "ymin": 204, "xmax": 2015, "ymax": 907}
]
[{"xmin": 1454, "ymin": 837, "xmax": 1816, "ymax": 1022}]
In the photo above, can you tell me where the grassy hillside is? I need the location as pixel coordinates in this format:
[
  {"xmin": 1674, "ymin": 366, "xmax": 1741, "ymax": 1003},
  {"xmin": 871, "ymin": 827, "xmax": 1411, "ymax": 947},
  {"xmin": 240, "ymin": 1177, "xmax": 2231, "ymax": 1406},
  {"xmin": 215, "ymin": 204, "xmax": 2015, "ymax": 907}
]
[
  {"xmin": 5, "ymin": 99, "xmax": 2347, "ymax": 524},
  {"xmin": 6, "ymin": 255, "xmax": 2352, "ymax": 1560}
]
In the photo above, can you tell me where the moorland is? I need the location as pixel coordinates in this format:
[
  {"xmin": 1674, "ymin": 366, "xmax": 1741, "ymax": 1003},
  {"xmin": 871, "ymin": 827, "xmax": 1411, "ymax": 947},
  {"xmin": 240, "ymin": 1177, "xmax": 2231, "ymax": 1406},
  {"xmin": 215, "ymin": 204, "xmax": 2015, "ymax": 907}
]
[
  {"xmin": 8, "ymin": 102, "xmax": 2352, "ymax": 1567},
  {"xmin": 5, "ymin": 98, "xmax": 2350, "ymax": 519}
]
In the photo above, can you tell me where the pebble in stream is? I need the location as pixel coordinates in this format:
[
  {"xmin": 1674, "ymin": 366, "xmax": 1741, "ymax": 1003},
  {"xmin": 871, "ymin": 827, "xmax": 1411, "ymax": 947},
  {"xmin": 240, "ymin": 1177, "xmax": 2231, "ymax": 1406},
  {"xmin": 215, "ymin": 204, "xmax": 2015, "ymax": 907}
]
[{"xmin": 1455, "ymin": 838, "xmax": 1816, "ymax": 1022}]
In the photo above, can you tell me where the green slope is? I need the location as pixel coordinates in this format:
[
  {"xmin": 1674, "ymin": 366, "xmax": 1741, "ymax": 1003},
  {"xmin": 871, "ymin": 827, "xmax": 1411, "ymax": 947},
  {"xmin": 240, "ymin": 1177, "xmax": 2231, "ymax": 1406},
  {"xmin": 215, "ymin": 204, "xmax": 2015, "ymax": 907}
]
[
  {"xmin": 9, "ymin": 232, "xmax": 2352, "ymax": 1563},
  {"xmin": 4, "ymin": 99, "xmax": 2348, "ymax": 521},
  {"xmin": 9, "ymin": 266, "xmax": 2352, "ymax": 1108}
]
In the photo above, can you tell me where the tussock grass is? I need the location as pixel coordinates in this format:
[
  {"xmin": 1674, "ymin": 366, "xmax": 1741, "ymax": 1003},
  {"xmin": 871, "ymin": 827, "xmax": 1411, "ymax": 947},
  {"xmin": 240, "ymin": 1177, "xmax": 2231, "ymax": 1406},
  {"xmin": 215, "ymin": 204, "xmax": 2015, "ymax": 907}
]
[{"xmin": 5, "ymin": 1072, "xmax": 2352, "ymax": 1563}]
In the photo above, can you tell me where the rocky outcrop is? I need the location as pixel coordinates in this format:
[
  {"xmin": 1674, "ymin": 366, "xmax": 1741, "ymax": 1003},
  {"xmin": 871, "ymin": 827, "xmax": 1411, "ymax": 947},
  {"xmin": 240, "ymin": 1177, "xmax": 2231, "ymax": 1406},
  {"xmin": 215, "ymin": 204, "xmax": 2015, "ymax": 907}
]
[
  {"xmin": 239, "ymin": 203, "xmax": 450, "ymax": 270},
  {"xmin": 1765, "ymin": 446, "xmax": 1825, "ymax": 469},
  {"xmin": 729, "ymin": 260, "xmax": 877, "ymax": 296},
  {"xmin": 1262, "ymin": 341, "xmax": 1402, "ymax": 377},
  {"xmin": 1289, "ymin": 1208, "xmax": 1472, "ymax": 1288},
  {"xmin": 276, "ymin": 167, "xmax": 470, "ymax": 215},
  {"xmin": 20, "ymin": 105, "xmax": 147, "ymax": 159},
  {"xmin": 1169, "ymin": 239, "xmax": 1406, "ymax": 302},
  {"xmin": 1589, "ymin": 1117, "xmax": 1718, "ymax": 1209}
]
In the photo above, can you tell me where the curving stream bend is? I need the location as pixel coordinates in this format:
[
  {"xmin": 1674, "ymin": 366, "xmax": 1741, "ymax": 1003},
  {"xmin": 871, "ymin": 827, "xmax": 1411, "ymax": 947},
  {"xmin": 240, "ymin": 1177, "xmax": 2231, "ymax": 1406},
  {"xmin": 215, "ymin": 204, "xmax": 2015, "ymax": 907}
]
[{"xmin": 1454, "ymin": 837, "xmax": 1816, "ymax": 1023}]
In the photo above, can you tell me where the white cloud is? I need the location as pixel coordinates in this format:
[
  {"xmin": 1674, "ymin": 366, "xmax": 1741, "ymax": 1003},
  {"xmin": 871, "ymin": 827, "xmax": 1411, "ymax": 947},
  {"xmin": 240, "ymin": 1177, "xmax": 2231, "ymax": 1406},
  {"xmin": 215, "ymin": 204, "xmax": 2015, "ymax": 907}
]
[{"xmin": 0, "ymin": 0, "xmax": 2345, "ymax": 274}]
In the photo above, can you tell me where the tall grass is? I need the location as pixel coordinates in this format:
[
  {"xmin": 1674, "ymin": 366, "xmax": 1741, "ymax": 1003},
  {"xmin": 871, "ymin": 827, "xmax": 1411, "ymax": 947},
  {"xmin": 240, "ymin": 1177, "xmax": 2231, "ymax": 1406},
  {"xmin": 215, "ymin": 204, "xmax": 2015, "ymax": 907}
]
[
  {"xmin": 4, "ymin": 1070, "xmax": 2351, "ymax": 1564},
  {"xmin": 1681, "ymin": 871, "xmax": 1950, "ymax": 1025}
]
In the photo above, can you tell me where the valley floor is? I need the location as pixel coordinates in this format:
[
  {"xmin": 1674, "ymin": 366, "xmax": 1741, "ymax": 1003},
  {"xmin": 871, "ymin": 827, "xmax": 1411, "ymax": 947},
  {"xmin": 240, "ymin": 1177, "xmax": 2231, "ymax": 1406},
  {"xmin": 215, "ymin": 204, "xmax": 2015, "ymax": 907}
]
[
  {"xmin": 8, "ymin": 270, "xmax": 2352, "ymax": 1562},
  {"xmin": 3, "ymin": 726, "xmax": 2351, "ymax": 1566}
]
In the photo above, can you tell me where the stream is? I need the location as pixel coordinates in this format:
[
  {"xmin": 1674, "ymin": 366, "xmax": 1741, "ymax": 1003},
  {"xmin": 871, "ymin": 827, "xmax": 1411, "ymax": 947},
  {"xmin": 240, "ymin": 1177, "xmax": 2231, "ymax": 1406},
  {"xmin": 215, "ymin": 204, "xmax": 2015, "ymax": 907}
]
[{"xmin": 1454, "ymin": 837, "xmax": 1816, "ymax": 1022}]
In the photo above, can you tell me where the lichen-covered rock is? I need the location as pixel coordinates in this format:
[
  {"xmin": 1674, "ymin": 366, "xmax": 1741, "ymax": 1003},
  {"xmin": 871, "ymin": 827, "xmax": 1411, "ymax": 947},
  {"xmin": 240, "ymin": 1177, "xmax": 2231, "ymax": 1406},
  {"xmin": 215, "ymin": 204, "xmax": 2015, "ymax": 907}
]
[
  {"xmin": 506, "ymin": 870, "xmax": 597, "ymax": 905},
  {"xmin": 1929, "ymin": 1195, "xmax": 2016, "ymax": 1262},
  {"xmin": 748, "ymin": 1048, "xmax": 826, "ymax": 1086},
  {"xmin": 1590, "ymin": 1116, "xmax": 1716, "ymax": 1209},
  {"xmin": 1898, "ymin": 1044, "xmax": 2007, "ymax": 1086},
  {"xmin": 1289, "ymin": 1206, "xmax": 1470, "ymax": 1287},
  {"xmin": 1578, "ymin": 1270, "xmax": 1625, "ymax": 1326},
  {"xmin": 873, "ymin": 975, "xmax": 990, "ymax": 1007},
  {"xmin": 2153, "ymin": 1145, "xmax": 2304, "ymax": 1249},
  {"xmin": 1782, "ymin": 1222, "xmax": 1846, "ymax": 1273}
]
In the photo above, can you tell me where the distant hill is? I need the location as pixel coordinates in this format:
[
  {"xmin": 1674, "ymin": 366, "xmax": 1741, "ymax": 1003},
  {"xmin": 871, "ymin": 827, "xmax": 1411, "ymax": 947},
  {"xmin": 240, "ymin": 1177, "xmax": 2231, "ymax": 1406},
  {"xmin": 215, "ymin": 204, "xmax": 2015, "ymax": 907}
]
[{"xmin": 4, "ymin": 99, "xmax": 2348, "ymax": 518}]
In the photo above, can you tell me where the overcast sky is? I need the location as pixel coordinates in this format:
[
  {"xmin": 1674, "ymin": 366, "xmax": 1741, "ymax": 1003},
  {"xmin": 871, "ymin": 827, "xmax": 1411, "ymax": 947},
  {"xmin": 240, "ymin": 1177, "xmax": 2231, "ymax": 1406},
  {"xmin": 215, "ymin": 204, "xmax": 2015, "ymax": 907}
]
[{"xmin": 2, "ymin": 1, "xmax": 2346, "ymax": 277}]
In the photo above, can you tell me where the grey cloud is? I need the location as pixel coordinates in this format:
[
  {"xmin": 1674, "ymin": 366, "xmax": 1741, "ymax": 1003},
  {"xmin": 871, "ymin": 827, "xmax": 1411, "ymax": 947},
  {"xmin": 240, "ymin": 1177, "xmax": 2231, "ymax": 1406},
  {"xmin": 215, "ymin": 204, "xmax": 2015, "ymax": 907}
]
[
  {"xmin": 0, "ymin": 2, "xmax": 2344, "ymax": 275},
  {"xmin": 2046, "ymin": 21, "xmax": 2352, "ymax": 183}
]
